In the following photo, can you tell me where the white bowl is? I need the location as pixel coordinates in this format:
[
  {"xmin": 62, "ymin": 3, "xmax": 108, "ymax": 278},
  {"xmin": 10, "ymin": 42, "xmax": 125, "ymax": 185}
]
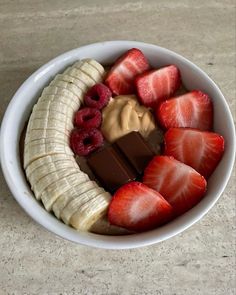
[{"xmin": 1, "ymin": 41, "xmax": 235, "ymax": 249}]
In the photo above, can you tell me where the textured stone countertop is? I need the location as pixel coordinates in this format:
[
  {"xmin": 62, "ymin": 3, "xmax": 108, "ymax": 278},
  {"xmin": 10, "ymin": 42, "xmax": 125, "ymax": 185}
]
[{"xmin": 0, "ymin": 1, "xmax": 235, "ymax": 294}]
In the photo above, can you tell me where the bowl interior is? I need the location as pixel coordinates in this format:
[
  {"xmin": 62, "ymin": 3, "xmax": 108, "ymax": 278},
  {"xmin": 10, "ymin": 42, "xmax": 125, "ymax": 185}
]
[{"xmin": 1, "ymin": 41, "xmax": 235, "ymax": 249}]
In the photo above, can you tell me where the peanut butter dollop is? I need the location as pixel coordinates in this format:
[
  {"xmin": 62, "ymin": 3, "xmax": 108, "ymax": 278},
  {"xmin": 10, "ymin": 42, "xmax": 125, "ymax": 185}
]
[{"xmin": 101, "ymin": 95, "xmax": 156, "ymax": 143}]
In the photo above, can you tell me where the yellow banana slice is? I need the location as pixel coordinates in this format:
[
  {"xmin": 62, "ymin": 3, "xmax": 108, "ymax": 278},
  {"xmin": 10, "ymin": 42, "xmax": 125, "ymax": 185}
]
[
  {"xmin": 33, "ymin": 168, "xmax": 80, "ymax": 200},
  {"xmin": 70, "ymin": 192, "xmax": 111, "ymax": 231},
  {"xmin": 41, "ymin": 172, "xmax": 89, "ymax": 211},
  {"xmin": 52, "ymin": 180, "xmax": 100, "ymax": 219},
  {"xmin": 61, "ymin": 186, "xmax": 105, "ymax": 224}
]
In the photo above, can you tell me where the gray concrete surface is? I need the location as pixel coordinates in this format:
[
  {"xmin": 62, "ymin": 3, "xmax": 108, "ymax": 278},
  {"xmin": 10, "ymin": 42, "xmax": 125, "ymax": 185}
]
[{"xmin": 0, "ymin": 1, "xmax": 235, "ymax": 294}]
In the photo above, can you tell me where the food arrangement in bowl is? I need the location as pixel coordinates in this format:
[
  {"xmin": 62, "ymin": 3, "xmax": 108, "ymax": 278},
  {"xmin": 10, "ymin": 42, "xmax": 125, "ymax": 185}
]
[{"xmin": 23, "ymin": 47, "xmax": 225, "ymax": 235}]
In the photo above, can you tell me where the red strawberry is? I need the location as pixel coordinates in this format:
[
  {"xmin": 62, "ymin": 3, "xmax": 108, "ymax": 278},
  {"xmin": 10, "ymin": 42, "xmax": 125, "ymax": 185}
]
[
  {"xmin": 105, "ymin": 48, "xmax": 150, "ymax": 95},
  {"xmin": 143, "ymin": 156, "xmax": 207, "ymax": 216},
  {"xmin": 164, "ymin": 128, "xmax": 225, "ymax": 179},
  {"xmin": 108, "ymin": 181, "xmax": 173, "ymax": 232},
  {"xmin": 157, "ymin": 90, "xmax": 213, "ymax": 130},
  {"xmin": 135, "ymin": 65, "xmax": 181, "ymax": 108}
]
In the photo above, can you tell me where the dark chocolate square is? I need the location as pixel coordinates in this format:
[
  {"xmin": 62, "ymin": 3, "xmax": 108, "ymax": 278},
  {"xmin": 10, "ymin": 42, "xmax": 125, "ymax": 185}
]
[
  {"xmin": 87, "ymin": 146, "xmax": 137, "ymax": 193},
  {"xmin": 114, "ymin": 131, "xmax": 154, "ymax": 175}
]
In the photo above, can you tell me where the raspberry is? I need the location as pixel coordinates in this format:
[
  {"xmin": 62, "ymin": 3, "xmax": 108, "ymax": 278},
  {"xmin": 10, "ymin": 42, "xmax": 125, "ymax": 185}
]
[
  {"xmin": 74, "ymin": 107, "xmax": 102, "ymax": 129},
  {"xmin": 70, "ymin": 128, "xmax": 104, "ymax": 156},
  {"xmin": 84, "ymin": 83, "xmax": 112, "ymax": 110}
]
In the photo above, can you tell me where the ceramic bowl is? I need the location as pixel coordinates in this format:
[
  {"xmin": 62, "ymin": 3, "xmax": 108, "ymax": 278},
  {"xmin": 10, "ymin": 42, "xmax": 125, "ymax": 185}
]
[{"xmin": 1, "ymin": 41, "xmax": 235, "ymax": 249}]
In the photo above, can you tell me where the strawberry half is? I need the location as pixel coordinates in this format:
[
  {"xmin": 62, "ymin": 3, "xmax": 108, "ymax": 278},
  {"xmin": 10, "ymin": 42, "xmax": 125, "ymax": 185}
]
[
  {"xmin": 143, "ymin": 156, "xmax": 207, "ymax": 216},
  {"xmin": 105, "ymin": 48, "xmax": 150, "ymax": 95},
  {"xmin": 157, "ymin": 90, "xmax": 213, "ymax": 130},
  {"xmin": 164, "ymin": 128, "xmax": 225, "ymax": 179},
  {"xmin": 135, "ymin": 65, "xmax": 181, "ymax": 108},
  {"xmin": 108, "ymin": 181, "xmax": 173, "ymax": 232}
]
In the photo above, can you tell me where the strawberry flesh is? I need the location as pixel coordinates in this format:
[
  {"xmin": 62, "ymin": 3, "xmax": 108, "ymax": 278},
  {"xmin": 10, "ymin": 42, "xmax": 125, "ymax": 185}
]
[
  {"xmin": 143, "ymin": 156, "xmax": 207, "ymax": 216},
  {"xmin": 105, "ymin": 48, "xmax": 150, "ymax": 95},
  {"xmin": 108, "ymin": 181, "xmax": 173, "ymax": 231},
  {"xmin": 164, "ymin": 128, "xmax": 225, "ymax": 179},
  {"xmin": 157, "ymin": 90, "xmax": 213, "ymax": 130},
  {"xmin": 135, "ymin": 65, "xmax": 181, "ymax": 108}
]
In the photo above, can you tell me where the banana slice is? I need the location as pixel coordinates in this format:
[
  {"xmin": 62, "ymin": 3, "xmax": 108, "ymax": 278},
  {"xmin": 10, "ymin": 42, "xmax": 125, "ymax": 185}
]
[
  {"xmin": 24, "ymin": 139, "xmax": 73, "ymax": 168},
  {"xmin": 28, "ymin": 110, "xmax": 73, "ymax": 133},
  {"xmin": 24, "ymin": 137, "xmax": 70, "ymax": 150},
  {"xmin": 41, "ymin": 172, "xmax": 89, "ymax": 211},
  {"xmin": 30, "ymin": 109, "xmax": 69, "ymax": 122},
  {"xmin": 26, "ymin": 154, "xmax": 75, "ymax": 178},
  {"xmin": 83, "ymin": 58, "xmax": 105, "ymax": 76},
  {"xmin": 64, "ymin": 67, "xmax": 97, "ymax": 88},
  {"xmin": 37, "ymin": 95, "xmax": 79, "ymax": 113},
  {"xmin": 70, "ymin": 192, "xmax": 111, "ymax": 231},
  {"xmin": 53, "ymin": 180, "xmax": 100, "ymax": 219},
  {"xmin": 25, "ymin": 129, "xmax": 69, "ymax": 145},
  {"xmin": 27, "ymin": 117, "xmax": 73, "ymax": 134},
  {"xmin": 73, "ymin": 61, "xmax": 102, "ymax": 82},
  {"xmin": 28, "ymin": 111, "xmax": 72, "ymax": 135},
  {"xmin": 59, "ymin": 185, "xmax": 105, "ymax": 224},
  {"xmin": 33, "ymin": 168, "xmax": 80, "ymax": 200},
  {"xmin": 42, "ymin": 86, "xmax": 81, "ymax": 105},
  {"xmin": 54, "ymin": 74, "xmax": 88, "ymax": 92},
  {"xmin": 25, "ymin": 123, "xmax": 70, "ymax": 147},
  {"xmin": 50, "ymin": 80, "xmax": 84, "ymax": 102},
  {"xmin": 27, "ymin": 158, "xmax": 79, "ymax": 186},
  {"xmin": 34, "ymin": 99, "xmax": 74, "ymax": 115}
]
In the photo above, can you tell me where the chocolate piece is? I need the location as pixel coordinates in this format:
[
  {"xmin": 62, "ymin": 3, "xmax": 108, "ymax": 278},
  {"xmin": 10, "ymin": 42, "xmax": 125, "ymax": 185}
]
[
  {"xmin": 115, "ymin": 131, "xmax": 154, "ymax": 175},
  {"xmin": 87, "ymin": 146, "xmax": 137, "ymax": 192}
]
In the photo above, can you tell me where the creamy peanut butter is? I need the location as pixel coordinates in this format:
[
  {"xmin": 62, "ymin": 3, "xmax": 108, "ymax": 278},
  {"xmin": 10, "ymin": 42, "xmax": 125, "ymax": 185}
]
[{"xmin": 101, "ymin": 95, "xmax": 156, "ymax": 143}]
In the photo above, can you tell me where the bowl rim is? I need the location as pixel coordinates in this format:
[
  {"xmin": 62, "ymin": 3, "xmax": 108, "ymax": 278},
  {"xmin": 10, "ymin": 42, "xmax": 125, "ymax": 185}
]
[{"xmin": 1, "ymin": 40, "xmax": 235, "ymax": 249}]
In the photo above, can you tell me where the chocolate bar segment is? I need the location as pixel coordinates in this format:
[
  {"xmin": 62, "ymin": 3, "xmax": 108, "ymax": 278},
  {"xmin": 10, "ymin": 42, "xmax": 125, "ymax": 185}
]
[
  {"xmin": 87, "ymin": 146, "xmax": 137, "ymax": 193},
  {"xmin": 115, "ymin": 131, "xmax": 154, "ymax": 175}
]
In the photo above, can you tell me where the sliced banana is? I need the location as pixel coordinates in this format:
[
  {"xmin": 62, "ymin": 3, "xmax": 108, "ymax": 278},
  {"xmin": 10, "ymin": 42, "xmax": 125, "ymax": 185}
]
[
  {"xmin": 50, "ymin": 80, "xmax": 84, "ymax": 102},
  {"xmin": 64, "ymin": 67, "xmax": 97, "ymax": 88},
  {"xmin": 25, "ymin": 137, "xmax": 69, "ymax": 150},
  {"xmin": 26, "ymin": 154, "xmax": 75, "ymax": 178},
  {"xmin": 27, "ymin": 117, "xmax": 73, "ymax": 134},
  {"xmin": 34, "ymin": 99, "xmax": 73, "ymax": 115},
  {"xmin": 24, "ymin": 139, "xmax": 73, "ymax": 168},
  {"xmin": 60, "ymin": 185, "xmax": 105, "ymax": 224},
  {"xmin": 28, "ymin": 111, "xmax": 72, "ymax": 134},
  {"xmin": 53, "ymin": 180, "xmax": 100, "ymax": 220},
  {"xmin": 70, "ymin": 192, "xmax": 111, "ymax": 231},
  {"xmin": 33, "ymin": 168, "xmax": 80, "ymax": 200},
  {"xmin": 42, "ymin": 86, "xmax": 81, "ymax": 105},
  {"xmin": 25, "ymin": 126, "xmax": 70, "ymax": 148},
  {"xmin": 83, "ymin": 58, "xmax": 105, "ymax": 76},
  {"xmin": 54, "ymin": 74, "xmax": 88, "ymax": 92},
  {"xmin": 25, "ymin": 129, "xmax": 69, "ymax": 145},
  {"xmin": 28, "ymin": 110, "xmax": 73, "ymax": 133},
  {"xmin": 37, "ymin": 95, "xmax": 78, "ymax": 113},
  {"xmin": 24, "ymin": 58, "xmax": 112, "ymax": 232},
  {"xmin": 27, "ymin": 158, "xmax": 79, "ymax": 186},
  {"xmin": 73, "ymin": 61, "xmax": 102, "ymax": 82},
  {"xmin": 30, "ymin": 109, "xmax": 69, "ymax": 122},
  {"xmin": 41, "ymin": 172, "xmax": 89, "ymax": 211}
]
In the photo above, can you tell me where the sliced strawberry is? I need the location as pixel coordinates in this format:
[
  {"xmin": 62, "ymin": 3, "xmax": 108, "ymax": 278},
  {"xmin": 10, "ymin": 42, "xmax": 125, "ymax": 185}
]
[
  {"xmin": 157, "ymin": 90, "xmax": 213, "ymax": 130},
  {"xmin": 143, "ymin": 156, "xmax": 207, "ymax": 216},
  {"xmin": 108, "ymin": 181, "xmax": 173, "ymax": 232},
  {"xmin": 105, "ymin": 48, "xmax": 150, "ymax": 95},
  {"xmin": 164, "ymin": 128, "xmax": 225, "ymax": 179},
  {"xmin": 135, "ymin": 65, "xmax": 181, "ymax": 108}
]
